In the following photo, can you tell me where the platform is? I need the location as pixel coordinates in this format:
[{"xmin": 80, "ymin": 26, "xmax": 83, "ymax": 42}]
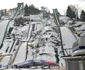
[{"xmin": 63, "ymin": 56, "xmax": 85, "ymax": 70}]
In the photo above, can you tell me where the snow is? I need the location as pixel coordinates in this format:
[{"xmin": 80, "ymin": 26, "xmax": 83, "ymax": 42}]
[
  {"xmin": 1, "ymin": 42, "xmax": 9, "ymax": 52},
  {"xmin": 38, "ymin": 46, "xmax": 55, "ymax": 55},
  {"xmin": 36, "ymin": 55, "xmax": 56, "ymax": 62},
  {"xmin": 59, "ymin": 16, "xmax": 70, "ymax": 24},
  {"xmin": 7, "ymin": 41, "xmax": 14, "ymax": 53},
  {"xmin": 29, "ymin": 14, "xmax": 43, "ymax": 21},
  {"xmin": 13, "ymin": 42, "xmax": 27, "ymax": 64},
  {"xmin": 27, "ymin": 47, "xmax": 33, "ymax": 60},
  {"xmin": 58, "ymin": 27, "xmax": 77, "ymax": 66},
  {"xmin": 1, "ymin": 56, "xmax": 11, "ymax": 65},
  {"xmin": 0, "ymin": 20, "xmax": 9, "ymax": 46},
  {"xmin": 59, "ymin": 16, "xmax": 70, "ymax": 21},
  {"xmin": 0, "ymin": 11, "xmax": 81, "ymax": 69},
  {"xmin": 10, "ymin": 40, "xmax": 18, "ymax": 53},
  {"xmin": 27, "ymin": 23, "xmax": 33, "ymax": 41},
  {"xmin": 61, "ymin": 27, "xmax": 76, "ymax": 49},
  {"xmin": 80, "ymin": 25, "xmax": 85, "ymax": 30},
  {"xmin": 73, "ymin": 21, "xmax": 83, "ymax": 27}
]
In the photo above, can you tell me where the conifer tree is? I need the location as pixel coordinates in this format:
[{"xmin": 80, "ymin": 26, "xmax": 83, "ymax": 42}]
[
  {"xmin": 24, "ymin": 4, "xmax": 29, "ymax": 16},
  {"xmin": 66, "ymin": 6, "xmax": 76, "ymax": 19},
  {"xmin": 80, "ymin": 10, "xmax": 85, "ymax": 21}
]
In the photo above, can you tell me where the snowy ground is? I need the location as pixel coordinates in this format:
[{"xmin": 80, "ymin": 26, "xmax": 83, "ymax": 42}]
[
  {"xmin": 0, "ymin": 13, "xmax": 60, "ymax": 69},
  {"xmin": 59, "ymin": 15, "xmax": 85, "ymax": 38},
  {"xmin": 61, "ymin": 27, "xmax": 76, "ymax": 49},
  {"xmin": 0, "ymin": 11, "xmax": 83, "ymax": 69}
]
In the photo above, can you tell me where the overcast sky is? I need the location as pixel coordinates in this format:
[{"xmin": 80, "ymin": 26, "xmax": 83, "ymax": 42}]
[{"xmin": 0, "ymin": 0, "xmax": 85, "ymax": 14}]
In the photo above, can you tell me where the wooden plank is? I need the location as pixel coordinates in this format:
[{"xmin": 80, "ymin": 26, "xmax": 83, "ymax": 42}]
[
  {"xmin": 50, "ymin": 66, "xmax": 59, "ymax": 70},
  {"xmin": 60, "ymin": 67, "xmax": 66, "ymax": 70},
  {"xmin": 50, "ymin": 66, "xmax": 66, "ymax": 70}
]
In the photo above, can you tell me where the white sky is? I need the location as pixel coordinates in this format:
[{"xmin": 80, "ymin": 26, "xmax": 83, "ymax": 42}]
[{"xmin": 0, "ymin": 0, "xmax": 85, "ymax": 15}]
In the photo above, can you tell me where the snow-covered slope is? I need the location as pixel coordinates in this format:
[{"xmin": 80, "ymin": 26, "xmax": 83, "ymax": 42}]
[
  {"xmin": 0, "ymin": 20, "xmax": 9, "ymax": 46},
  {"xmin": 0, "ymin": 10, "xmax": 82, "ymax": 70},
  {"xmin": 61, "ymin": 27, "xmax": 76, "ymax": 49},
  {"xmin": 0, "ymin": 13, "xmax": 62, "ymax": 69}
]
